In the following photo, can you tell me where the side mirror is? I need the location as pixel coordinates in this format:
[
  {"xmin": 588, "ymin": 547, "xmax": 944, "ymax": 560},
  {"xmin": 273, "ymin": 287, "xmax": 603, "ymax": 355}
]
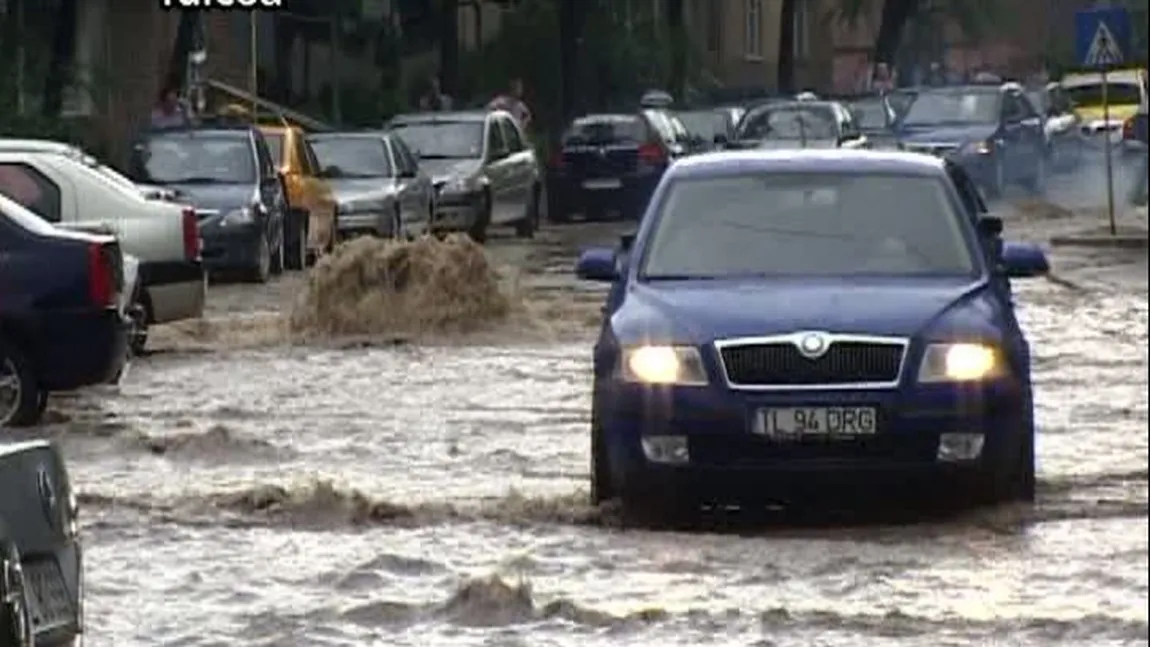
[
  {"xmin": 977, "ymin": 215, "xmax": 1003, "ymax": 237},
  {"xmin": 1000, "ymin": 242, "xmax": 1049, "ymax": 278},
  {"xmin": 575, "ymin": 247, "xmax": 618, "ymax": 282}
]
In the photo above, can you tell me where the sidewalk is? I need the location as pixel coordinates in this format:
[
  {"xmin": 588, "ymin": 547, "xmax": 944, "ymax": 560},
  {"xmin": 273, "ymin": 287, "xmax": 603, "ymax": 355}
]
[{"xmin": 1005, "ymin": 200, "xmax": 1148, "ymax": 249}]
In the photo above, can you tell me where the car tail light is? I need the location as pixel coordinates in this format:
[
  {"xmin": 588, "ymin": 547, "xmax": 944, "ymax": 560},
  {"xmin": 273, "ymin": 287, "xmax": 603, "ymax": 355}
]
[
  {"xmin": 1122, "ymin": 116, "xmax": 1135, "ymax": 140},
  {"xmin": 87, "ymin": 243, "xmax": 116, "ymax": 308},
  {"xmin": 182, "ymin": 207, "xmax": 201, "ymax": 260},
  {"xmin": 638, "ymin": 142, "xmax": 666, "ymax": 166}
]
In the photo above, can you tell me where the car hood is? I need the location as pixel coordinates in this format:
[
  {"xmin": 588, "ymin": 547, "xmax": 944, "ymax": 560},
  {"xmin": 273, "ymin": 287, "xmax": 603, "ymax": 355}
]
[
  {"xmin": 163, "ymin": 183, "xmax": 254, "ymax": 213},
  {"xmin": 420, "ymin": 158, "xmax": 481, "ymax": 183},
  {"xmin": 899, "ymin": 124, "xmax": 997, "ymax": 144},
  {"xmin": 615, "ymin": 277, "xmax": 990, "ymax": 341},
  {"xmin": 327, "ymin": 177, "xmax": 396, "ymax": 203}
]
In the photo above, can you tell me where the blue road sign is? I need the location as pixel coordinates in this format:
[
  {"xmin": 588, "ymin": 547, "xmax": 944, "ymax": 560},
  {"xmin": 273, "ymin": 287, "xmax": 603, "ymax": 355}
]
[{"xmin": 1076, "ymin": 7, "xmax": 1132, "ymax": 69}]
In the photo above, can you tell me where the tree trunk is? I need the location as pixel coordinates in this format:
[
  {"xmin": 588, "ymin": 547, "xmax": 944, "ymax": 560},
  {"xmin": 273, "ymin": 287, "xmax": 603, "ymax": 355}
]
[
  {"xmin": 272, "ymin": 15, "xmax": 297, "ymax": 104},
  {"xmin": 874, "ymin": 0, "xmax": 921, "ymax": 67},
  {"xmin": 166, "ymin": 11, "xmax": 200, "ymax": 92},
  {"xmin": 438, "ymin": 0, "xmax": 459, "ymax": 96},
  {"xmin": 41, "ymin": 0, "xmax": 79, "ymax": 116},
  {"xmin": 558, "ymin": 0, "xmax": 579, "ymax": 127},
  {"xmin": 665, "ymin": 0, "xmax": 685, "ymax": 100},
  {"xmin": 777, "ymin": 0, "xmax": 796, "ymax": 94}
]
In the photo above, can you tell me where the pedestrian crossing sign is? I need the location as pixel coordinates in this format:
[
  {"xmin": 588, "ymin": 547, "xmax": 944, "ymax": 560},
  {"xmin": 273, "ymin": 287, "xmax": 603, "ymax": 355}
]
[{"xmin": 1076, "ymin": 8, "xmax": 1131, "ymax": 70}]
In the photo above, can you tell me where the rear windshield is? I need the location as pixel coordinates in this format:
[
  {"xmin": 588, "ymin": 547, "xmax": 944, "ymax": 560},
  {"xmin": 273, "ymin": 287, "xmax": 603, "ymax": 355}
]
[{"xmin": 562, "ymin": 116, "xmax": 646, "ymax": 145}]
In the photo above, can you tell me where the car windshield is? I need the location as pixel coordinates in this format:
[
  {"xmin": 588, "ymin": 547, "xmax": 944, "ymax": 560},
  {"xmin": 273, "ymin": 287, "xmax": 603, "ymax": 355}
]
[
  {"xmin": 1063, "ymin": 82, "xmax": 1142, "ymax": 106},
  {"xmin": 0, "ymin": 192, "xmax": 60, "ymax": 236},
  {"xmin": 847, "ymin": 99, "xmax": 890, "ymax": 129},
  {"xmin": 264, "ymin": 133, "xmax": 284, "ymax": 164},
  {"xmin": 390, "ymin": 121, "xmax": 483, "ymax": 159},
  {"xmin": 309, "ymin": 137, "xmax": 392, "ymax": 178},
  {"xmin": 562, "ymin": 116, "xmax": 646, "ymax": 145},
  {"xmin": 136, "ymin": 134, "xmax": 255, "ymax": 184},
  {"xmin": 901, "ymin": 90, "xmax": 1000, "ymax": 126},
  {"xmin": 737, "ymin": 106, "xmax": 838, "ymax": 140},
  {"xmin": 641, "ymin": 172, "xmax": 976, "ymax": 278},
  {"xmin": 676, "ymin": 110, "xmax": 730, "ymax": 138}
]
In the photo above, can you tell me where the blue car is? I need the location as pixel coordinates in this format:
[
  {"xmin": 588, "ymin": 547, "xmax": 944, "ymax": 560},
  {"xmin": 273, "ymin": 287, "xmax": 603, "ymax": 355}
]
[
  {"xmin": 898, "ymin": 83, "xmax": 1046, "ymax": 200},
  {"xmin": 575, "ymin": 149, "xmax": 1050, "ymax": 520}
]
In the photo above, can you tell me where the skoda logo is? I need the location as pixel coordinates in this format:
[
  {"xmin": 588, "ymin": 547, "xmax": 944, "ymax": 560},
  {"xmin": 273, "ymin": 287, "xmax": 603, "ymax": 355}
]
[
  {"xmin": 36, "ymin": 467, "xmax": 57, "ymax": 527},
  {"xmin": 796, "ymin": 332, "xmax": 830, "ymax": 358}
]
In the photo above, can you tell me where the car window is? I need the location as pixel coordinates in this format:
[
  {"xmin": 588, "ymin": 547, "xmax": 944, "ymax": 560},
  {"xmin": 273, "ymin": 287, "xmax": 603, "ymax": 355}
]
[
  {"xmin": 562, "ymin": 115, "xmax": 647, "ymax": 145},
  {"xmin": 641, "ymin": 172, "xmax": 976, "ymax": 278},
  {"xmin": 737, "ymin": 105, "xmax": 839, "ymax": 140},
  {"xmin": 0, "ymin": 163, "xmax": 63, "ymax": 222},
  {"xmin": 389, "ymin": 121, "xmax": 484, "ymax": 159},
  {"xmin": 254, "ymin": 135, "xmax": 275, "ymax": 178},
  {"xmin": 847, "ymin": 99, "xmax": 890, "ymax": 130},
  {"xmin": 291, "ymin": 134, "xmax": 312, "ymax": 174},
  {"xmin": 309, "ymin": 137, "xmax": 393, "ymax": 178},
  {"xmin": 901, "ymin": 89, "xmax": 1000, "ymax": 127},
  {"xmin": 486, "ymin": 119, "xmax": 507, "ymax": 157},
  {"xmin": 0, "ymin": 192, "xmax": 60, "ymax": 237},
  {"xmin": 1064, "ymin": 82, "xmax": 1142, "ymax": 106},
  {"xmin": 264, "ymin": 133, "xmax": 285, "ymax": 166},
  {"xmin": 392, "ymin": 138, "xmax": 419, "ymax": 175},
  {"xmin": 676, "ymin": 110, "xmax": 729, "ymax": 139},
  {"xmin": 500, "ymin": 118, "xmax": 525, "ymax": 152},
  {"xmin": 135, "ymin": 134, "xmax": 256, "ymax": 184},
  {"xmin": 302, "ymin": 140, "xmax": 322, "ymax": 177}
]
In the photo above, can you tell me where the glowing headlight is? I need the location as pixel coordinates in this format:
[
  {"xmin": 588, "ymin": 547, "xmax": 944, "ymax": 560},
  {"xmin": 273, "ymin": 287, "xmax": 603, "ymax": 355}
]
[
  {"xmin": 917, "ymin": 343, "xmax": 1004, "ymax": 383},
  {"xmin": 220, "ymin": 206, "xmax": 253, "ymax": 226},
  {"xmin": 621, "ymin": 345, "xmax": 708, "ymax": 385},
  {"xmin": 960, "ymin": 140, "xmax": 992, "ymax": 155}
]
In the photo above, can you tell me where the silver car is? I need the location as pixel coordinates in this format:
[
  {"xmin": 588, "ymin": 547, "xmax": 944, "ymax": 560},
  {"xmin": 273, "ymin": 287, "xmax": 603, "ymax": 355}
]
[
  {"xmin": 387, "ymin": 110, "xmax": 543, "ymax": 243},
  {"xmin": 307, "ymin": 132, "xmax": 435, "ymax": 239}
]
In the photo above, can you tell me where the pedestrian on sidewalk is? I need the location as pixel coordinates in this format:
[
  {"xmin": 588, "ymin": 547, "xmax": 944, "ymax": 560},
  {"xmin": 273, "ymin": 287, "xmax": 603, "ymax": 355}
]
[
  {"xmin": 150, "ymin": 84, "xmax": 189, "ymax": 129},
  {"xmin": 418, "ymin": 76, "xmax": 454, "ymax": 112},
  {"xmin": 488, "ymin": 77, "xmax": 532, "ymax": 132}
]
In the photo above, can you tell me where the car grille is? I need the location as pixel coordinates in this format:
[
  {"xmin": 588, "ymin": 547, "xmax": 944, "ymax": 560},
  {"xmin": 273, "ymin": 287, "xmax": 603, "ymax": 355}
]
[
  {"xmin": 903, "ymin": 143, "xmax": 958, "ymax": 157},
  {"xmin": 718, "ymin": 339, "xmax": 905, "ymax": 387}
]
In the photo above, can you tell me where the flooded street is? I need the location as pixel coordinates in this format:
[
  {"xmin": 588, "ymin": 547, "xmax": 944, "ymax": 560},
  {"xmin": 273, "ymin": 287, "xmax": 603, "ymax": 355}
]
[{"xmin": 11, "ymin": 180, "xmax": 1149, "ymax": 645}]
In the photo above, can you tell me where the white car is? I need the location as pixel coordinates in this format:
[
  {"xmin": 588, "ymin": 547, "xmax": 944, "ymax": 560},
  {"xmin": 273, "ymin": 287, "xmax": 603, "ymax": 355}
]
[{"xmin": 0, "ymin": 150, "xmax": 205, "ymax": 352}]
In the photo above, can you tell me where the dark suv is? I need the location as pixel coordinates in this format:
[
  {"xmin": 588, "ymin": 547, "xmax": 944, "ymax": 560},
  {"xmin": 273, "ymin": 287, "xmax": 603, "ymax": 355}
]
[
  {"xmin": 129, "ymin": 123, "xmax": 289, "ymax": 283},
  {"xmin": 547, "ymin": 108, "xmax": 689, "ymax": 222}
]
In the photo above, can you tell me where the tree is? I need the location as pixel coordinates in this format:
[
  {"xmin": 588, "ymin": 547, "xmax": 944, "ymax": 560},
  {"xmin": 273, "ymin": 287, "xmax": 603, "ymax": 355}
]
[
  {"xmin": 664, "ymin": 0, "xmax": 686, "ymax": 99},
  {"xmin": 41, "ymin": 0, "xmax": 78, "ymax": 116},
  {"xmin": 439, "ymin": 0, "xmax": 459, "ymax": 95},
  {"xmin": 778, "ymin": 0, "xmax": 797, "ymax": 93}
]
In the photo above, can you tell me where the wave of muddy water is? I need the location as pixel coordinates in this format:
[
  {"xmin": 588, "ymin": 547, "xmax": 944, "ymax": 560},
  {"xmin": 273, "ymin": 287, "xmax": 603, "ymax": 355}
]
[{"xmin": 14, "ymin": 202, "xmax": 1149, "ymax": 645}]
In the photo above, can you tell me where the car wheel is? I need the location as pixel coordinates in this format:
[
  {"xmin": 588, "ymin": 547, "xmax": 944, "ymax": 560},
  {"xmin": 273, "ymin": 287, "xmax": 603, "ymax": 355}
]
[
  {"xmin": 974, "ymin": 422, "xmax": 1036, "ymax": 506},
  {"xmin": 0, "ymin": 542, "xmax": 33, "ymax": 647},
  {"xmin": 467, "ymin": 192, "xmax": 492, "ymax": 244},
  {"xmin": 247, "ymin": 235, "xmax": 272, "ymax": 284},
  {"xmin": 514, "ymin": 184, "xmax": 541, "ymax": 239},
  {"xmin": 0, "ymin": 340, "xmax": 42, "ymax": 428},
  {"xmin": 286, "ymin": 209, "xmax": 308, "ymax": 271},
  {"xmin": 589, "ymin": 419, "xmax": 615, "ymax": 505}
]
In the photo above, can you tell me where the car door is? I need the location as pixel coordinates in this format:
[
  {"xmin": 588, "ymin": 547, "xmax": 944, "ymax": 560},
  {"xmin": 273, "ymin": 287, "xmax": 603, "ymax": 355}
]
[
  {"xmin": 299, "ymin": 138, "xmax": 337, "ymax": 252},
  {"xmin": 483, "ymin": 117, "xmax": 515, "ymax": 224},
  {"xmin": 497, "ymin": 116, "xmax": 532, "ymax": 215},
  {"xmin": 392, "ymin": 137, "xmax": 431, "ymax": 229},
  {"xmin": 1012, "ymin": 90, "xmax": 1046, "ymax": 162},
  {"xmin": 253, "ymin": 134, "xmax": 284, "ymax": 248}
]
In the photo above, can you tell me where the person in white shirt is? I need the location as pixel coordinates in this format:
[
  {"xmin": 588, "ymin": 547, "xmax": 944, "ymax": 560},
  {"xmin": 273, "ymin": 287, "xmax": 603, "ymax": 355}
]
[{"xmin": 487, "ymin": 78, "xmax": 532, "ymax": 131}]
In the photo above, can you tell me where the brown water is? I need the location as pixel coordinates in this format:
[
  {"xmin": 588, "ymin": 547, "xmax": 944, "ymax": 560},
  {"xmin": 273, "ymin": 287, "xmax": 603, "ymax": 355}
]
[{"xmin": 9, "ymin": 196, "xmax": 1149, "ymax": 646}]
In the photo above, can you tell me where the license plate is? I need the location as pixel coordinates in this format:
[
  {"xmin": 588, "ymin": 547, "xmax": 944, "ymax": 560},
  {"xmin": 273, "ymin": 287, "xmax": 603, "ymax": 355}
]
[
  {"xmin": 582, "ymin": 178, "xmax": 622, "ymax": 190},
  {"xmin": 755, "ymin": 407, "xmax": 877, "ymax": 437},
  {"xmin": 23, "ymin": 561, "xmax": 74, "ymax": 631}
]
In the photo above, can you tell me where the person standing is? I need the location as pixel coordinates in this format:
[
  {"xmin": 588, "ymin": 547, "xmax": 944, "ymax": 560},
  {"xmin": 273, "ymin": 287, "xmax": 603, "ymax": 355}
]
[
  {"xmin": 487, "ymin": 77, "xmax": 532, "ymax": 132},
  {"xmin": 418, "ymin": 76, "xmax": 453, "ymax": 112},
  {"xmin": 871, "ymin": 63, "xmax": 896, "ymax": 94},
  {"xmin": 150, "ymin": 85, "xmax": 189, "ymax": 129}
]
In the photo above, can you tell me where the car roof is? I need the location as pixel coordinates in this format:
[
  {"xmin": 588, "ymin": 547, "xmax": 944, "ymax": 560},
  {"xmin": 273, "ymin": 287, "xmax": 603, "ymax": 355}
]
[
  {"xmin": 1063, "ymin": 69, "xmax": 1145, "ymax": 86},
  {"xmin": 390, "ymin": 111, "xmax": 489, "ymax": 124},
  {"xmin": 0, "ymin": 138, "xmax": 78, "ymax": 153},
  {"xmin": 670, "ymin": 149, "xmax": 947, "ymax": 179},
  {"xmin": 145, "ymin": 127, "xmax": 254, "ymax": 138}
]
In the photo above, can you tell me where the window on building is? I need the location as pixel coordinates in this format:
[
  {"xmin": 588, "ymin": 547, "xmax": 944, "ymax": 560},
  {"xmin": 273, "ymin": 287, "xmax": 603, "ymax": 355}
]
[
  {"xmin": 793, "ymin": 0, "xmax": 811, "ymax": 59},
  {"xmin": 745, "ymin": 0, "xmax": 762, "ymax": 59}
]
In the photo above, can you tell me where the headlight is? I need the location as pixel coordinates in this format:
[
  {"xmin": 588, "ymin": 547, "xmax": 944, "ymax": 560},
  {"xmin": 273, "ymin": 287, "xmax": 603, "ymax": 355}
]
[
  {"xmin": 220, "ymin": 207, "xmax": 253, "ymax": 226},
  {"xmin": 959, "ymin": 140, "xmax": 992, "ymax": 155},
  {"xmin": 440, "ymin": 176, "xmax": 477, "ymax": 195},
  {"xmin": 917, "ymin": 343, "xmax": 1005, "ymax": 383},
  {"xmin": 621, "ymin": 345, "xmax": 708, "ymax": 385}
]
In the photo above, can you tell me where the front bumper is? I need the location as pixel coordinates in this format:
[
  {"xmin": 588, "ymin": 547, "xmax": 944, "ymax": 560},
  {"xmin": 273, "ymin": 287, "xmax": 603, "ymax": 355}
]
[
  {"xmin": 433, "ymin": 191, "xmax": 484, "ymax": 230},
  {"xmin": 597, "ymin": 380, "xmax": 1027, "ymax": 503},
  {"xmin": 200, "ymin": 223, "xmax": 262, "ymax": 270}
]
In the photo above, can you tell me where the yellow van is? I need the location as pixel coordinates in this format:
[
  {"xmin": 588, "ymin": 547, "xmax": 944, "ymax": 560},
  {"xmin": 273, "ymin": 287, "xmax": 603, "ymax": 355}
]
[{"xmin": 1062, "ymin": 68, "xmax": 1148, "ymax": 138}]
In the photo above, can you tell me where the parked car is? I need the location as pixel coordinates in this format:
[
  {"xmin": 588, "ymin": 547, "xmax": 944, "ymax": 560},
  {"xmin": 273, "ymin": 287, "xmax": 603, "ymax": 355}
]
[
  {"xmin": 573, "ymin": 149, "xmax": 1048, "ymax": 522},
  {"xmin": 0, "ymin": 149, "xmax": 203, "ymax": 353},
  {"xmin": 0, "ymin": 193, "xmax": 129, "ymax": 426},
  {"xmin": 306, "ymin": 131, "xmax": 435, "ymax": 240},
  {"xmin": 724, "ymin": 100, "xmax": 868, "ymax": 150},
  {"xmin": 1062, "ymin": 68, "xmax": 1148, "ymax": 140},
  {"xmin": 897, "ymin": 83, "xmax": 1046, "ymax": 199},
  {"xmin": 0, "ymin": 439, "xmax": 83, "ymax": 644},
  {"xmin": 842, "ymin": 94, "xmax": 900, "ymax": 148},
  {"xmin": 547, "ymin": 111, "xmax": 689, "ymax": 222},
  {"xmin": 128, "ymin": 124, "xmax": 288, "ymax": 283},
  {"xmin": 1025, "ymin": 82, "xmax": 1085, "ymax": 171},
  {"xmin": 258, "ymin": 124, "xmax": 337, "ymax": 266},
  {"xmin": 675, "ymin": 106, "xmax": 745, "ymax": 152},
  {"xmin": 0, "ymin": 139, "xmax": 183, "ymax": 203},
  {"xmin": 387, "ymin": 110, "xmax": 542, "ymax": 242}
]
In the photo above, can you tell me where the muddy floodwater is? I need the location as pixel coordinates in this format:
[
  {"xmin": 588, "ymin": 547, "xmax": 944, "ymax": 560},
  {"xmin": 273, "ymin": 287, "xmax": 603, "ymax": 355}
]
[{"xmin": 11, "ymin": 191, "xmax": 1149, "ymax": 645}]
